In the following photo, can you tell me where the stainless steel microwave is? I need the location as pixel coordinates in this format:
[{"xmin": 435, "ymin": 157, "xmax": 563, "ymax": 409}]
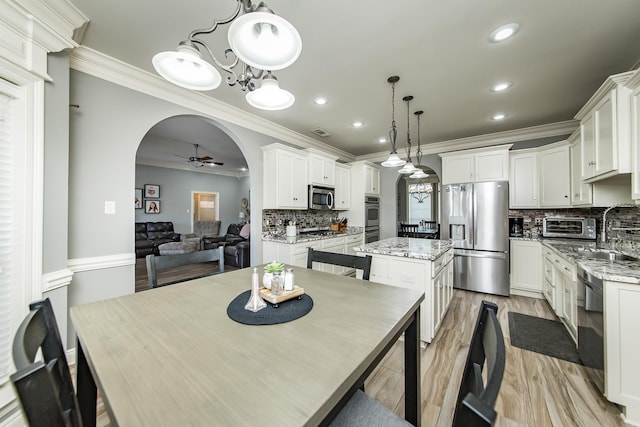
[{"xmin": 308, "ymin": 185, "xmax": 335, "ymax": 210}]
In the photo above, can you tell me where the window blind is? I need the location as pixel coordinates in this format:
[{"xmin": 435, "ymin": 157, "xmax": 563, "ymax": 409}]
[{"xmin": 0, "ymin": 91, "xmax": 13, "ymax": 382}]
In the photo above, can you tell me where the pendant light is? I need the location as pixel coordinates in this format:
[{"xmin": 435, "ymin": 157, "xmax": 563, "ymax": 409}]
[
  {"xmin": 381, "ymin": 76, "xmax": 406, "ymax": 168},
  {"xmin": 398, "ymin": 95, "xmax": 420, "ymax": 174},
  {"xmin": 410, "ymin": 110, "xmax": 429, "ymax": 179}
]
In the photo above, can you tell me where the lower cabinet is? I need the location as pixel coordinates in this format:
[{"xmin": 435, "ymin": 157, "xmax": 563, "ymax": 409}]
[
  {"xmin": 542, "ymin": 244, "xmax": 577, "ymax": 343},
  {"xmin": 510, "ymin": 240, "xmax": 543, "ymax": 298},
  {"xmin": 368, "ymin": 249, "xmax": 454, "ymax": 343},
  {"xmin": 604, "ymin": 280, "xmax": 640, "ymax": 425}
]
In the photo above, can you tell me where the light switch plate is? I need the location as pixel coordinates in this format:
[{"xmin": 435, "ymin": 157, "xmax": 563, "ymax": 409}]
[{"xmin": 105, "ymin": 201, "xmax": 116, "ymax": 214}]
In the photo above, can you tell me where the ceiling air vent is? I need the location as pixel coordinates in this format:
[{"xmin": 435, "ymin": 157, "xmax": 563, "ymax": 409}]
[{"xmin": 311, "ymin": 128, "xmax": 331, "ymax": 138}]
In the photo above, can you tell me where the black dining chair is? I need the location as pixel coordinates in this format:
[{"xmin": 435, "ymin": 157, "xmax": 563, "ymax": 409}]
[
  {"xmin": 145, "ymin": 246, "xmax": 225, "ymax": 288},
  {"xmin": 11, "ymin": 298, "xmax": 83, "ymax": 427},
  {"xmin": 453, "ymin": 300, "xmax": 506, "ymax": 427},
  {"xmin": 306, "ymin": 248, "xmax": 373, "ymax": 281},
  {"xmin": 399, "ymin": 223, "xmax": 419, "ymax": 238}
]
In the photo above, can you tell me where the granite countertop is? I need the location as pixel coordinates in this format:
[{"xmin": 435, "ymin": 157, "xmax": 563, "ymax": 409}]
[
  {"xmin": 513, "ymin": 237, "xmax": 640, "ymax": 285},
  {"xmin": 353, "ymin": 237, "xmax": 454, "ymax": 261},
  {"xmin": 262, "ymin": 227, "xmax": 363, "ymax": 244}
]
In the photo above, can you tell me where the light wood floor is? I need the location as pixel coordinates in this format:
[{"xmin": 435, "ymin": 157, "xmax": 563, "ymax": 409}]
[{"xmin": 86, "ymin": 288, "xmax": 628, "ymax": 426}]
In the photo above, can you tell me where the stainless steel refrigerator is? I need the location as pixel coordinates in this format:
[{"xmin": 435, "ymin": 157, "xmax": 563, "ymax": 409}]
[{"xmin": 441, "ymin": 181, "xmax": 509, "ymax": 296}]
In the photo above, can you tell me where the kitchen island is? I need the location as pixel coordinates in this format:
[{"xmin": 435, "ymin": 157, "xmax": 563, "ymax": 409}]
[{"xmin": 355, "ymin": 237, "xmax": 454, "ymax": 343}]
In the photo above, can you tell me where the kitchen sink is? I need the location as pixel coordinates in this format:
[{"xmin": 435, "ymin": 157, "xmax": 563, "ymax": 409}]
[{"xmin": 577, "ymin": 250, "xmax": 639, "ymax": 262}]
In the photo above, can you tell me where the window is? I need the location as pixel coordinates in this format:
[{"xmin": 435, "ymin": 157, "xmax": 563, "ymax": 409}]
[{"xmin": 407, "ymin": 182, "xmax": 435, "ymax": 223}]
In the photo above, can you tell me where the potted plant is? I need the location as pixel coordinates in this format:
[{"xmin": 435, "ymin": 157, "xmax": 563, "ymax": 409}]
[{"xmin": 263, "ymin": 261, "xmax": 285, "ymax": 289}]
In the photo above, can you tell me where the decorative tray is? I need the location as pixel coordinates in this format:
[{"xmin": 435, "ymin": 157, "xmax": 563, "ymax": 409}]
[{"xmin": 259, "ymin": 285, "xmax": 304, "ymax": 305}]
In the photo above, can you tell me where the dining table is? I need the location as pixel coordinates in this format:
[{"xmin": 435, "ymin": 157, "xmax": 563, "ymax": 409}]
[{"xmin": 71, "ymin": 265, "xmax": 424, "ymax": 426}]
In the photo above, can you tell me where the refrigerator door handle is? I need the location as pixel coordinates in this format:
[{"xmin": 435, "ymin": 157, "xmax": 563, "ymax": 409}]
[{"xmin": 454, "ymin": 249, "xmax": 508, "ymax": 260}]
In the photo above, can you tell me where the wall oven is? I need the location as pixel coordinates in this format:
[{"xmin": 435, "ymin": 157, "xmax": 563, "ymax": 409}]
[
  {"xmin": 308, "ymin": 185, "xmax": 334, "ymax": 210},
  {"xmin": 365, "ymin": 196, "xmax": 379, "ymax": 229}
]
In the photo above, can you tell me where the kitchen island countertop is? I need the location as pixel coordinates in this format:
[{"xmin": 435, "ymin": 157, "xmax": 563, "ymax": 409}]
[{"xmin": 354, "ymin": 237, "xmax": 454, "ymax": 261}]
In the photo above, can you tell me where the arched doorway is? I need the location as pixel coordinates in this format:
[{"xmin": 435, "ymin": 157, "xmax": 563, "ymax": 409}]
[
  {"xmin": 396, "ymin": 167, "xmax": 440, "ymax": 234},
  {"xmin": 133, "ymin": 115, "xmax": 250, "ymax": 290}
]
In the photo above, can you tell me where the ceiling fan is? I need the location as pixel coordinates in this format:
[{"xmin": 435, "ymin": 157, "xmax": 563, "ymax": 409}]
[{"xmin": 178, "ymin": 143, "xmax": 224, "ymax": 168}]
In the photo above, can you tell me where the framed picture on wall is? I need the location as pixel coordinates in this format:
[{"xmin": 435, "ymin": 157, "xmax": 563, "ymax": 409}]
[
  {"xmin": 144, "ymin": 184, "xmax": 160, "ymax": 198},
  {"xmin": 145, "ymin": 200, "xmax": 160, "ymax": 214},
  {"xmin": 134, "ymin": 188, "xmax": 143, "ymax": 209}
]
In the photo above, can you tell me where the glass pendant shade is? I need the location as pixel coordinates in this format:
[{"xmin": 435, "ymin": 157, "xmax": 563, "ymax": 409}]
[
  {"xmin": 228, "ymin": 11, "xmax": 302, "ymax": 70},
  {"xmin": 381, "ymin": 152, "xmax": 406, "ymax": 167},
  {"xmin": 152, "ymin": 44, "xmax": 222, "ymax": 91},
  {"xmin": 245, "ymin": 74, "xmax": 295, "ymax": 110},
  {"xmin": 410, "ymin": 169, "xmax": 429, "ymax": 179},
  {"xmin": 398, "ymin": 161, "xmax": 419, "ymax": 174}
]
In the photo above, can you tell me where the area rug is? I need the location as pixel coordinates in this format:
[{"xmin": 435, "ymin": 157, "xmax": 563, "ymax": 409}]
[{"xmin": 508, "ymin": 312, "xmax": 582, "ymax": 364}]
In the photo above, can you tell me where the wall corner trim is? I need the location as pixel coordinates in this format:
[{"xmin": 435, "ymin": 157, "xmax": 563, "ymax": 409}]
[{"xmin": 42, "ymin": 268, "xmax": 74, "ymax": 292}]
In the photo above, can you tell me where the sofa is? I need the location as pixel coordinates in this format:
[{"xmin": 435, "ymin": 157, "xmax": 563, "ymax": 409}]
[
  {"xmin": 181, "ymin": 220, "xmax": 222, "ymax": 250},
  {"xmin": 203, "ymin": 223, "xmax": 249, "ymax": 249},
  {"xmin": 224, "ymin": 241, "xmax": 250, "ymax": 269},
  {"xmin": 135, "ymin": 222, "xmax": 181, "ymax": 258}
]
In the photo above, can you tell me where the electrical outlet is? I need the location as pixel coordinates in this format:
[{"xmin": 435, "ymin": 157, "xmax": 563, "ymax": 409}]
[{"xmin": 534, "ymin": 217, "xmax": 542, "ymax": 225}]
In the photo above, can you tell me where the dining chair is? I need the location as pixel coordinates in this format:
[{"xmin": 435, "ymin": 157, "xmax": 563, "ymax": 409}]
[
  {"xmin": 399, "ymin": 223, "xmax": 419, "ymax": 238},
  {"xmin": 146, "ymin": 246, "xmax": 224, "ymax": 288},
  {"xmin": 11, "ymin": 298, "xmax": 83, "ymax": 427},
  {"xmin": 306, "ymin": 248, "xmax": 373, "ymax": 280},
  {"xmin": 453, "ymin": 300, "xmax": 505, "ymax": 427}
]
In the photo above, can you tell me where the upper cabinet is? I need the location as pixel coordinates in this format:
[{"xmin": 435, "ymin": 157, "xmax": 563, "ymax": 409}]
[
  {"xmin": 364, "ymin": 164, "xmax": 380, "ymax": 195},
  {"xmin": 539, "ymin": 144, "xmax": 571, "ymax": 207},
  {"xmin": 262, "ymin": 144, "xmax": 309, "ymax": 210},
  {"xmin": 509, "ymin": 151, "xmax": 538, "ymax": 208},
  {"xmin": 305, "ymin": 149, "xmax": 336, "ymax": 187},
  {"xmin": 440, "ymin": 145, "xmax": 511, "ymax": 184},
  {"xmin": 629, "ymin": 69, "xmax": 640, "ymax": 200},
  {"xmin": 569, "ymin": 130, "xmax": 592, "ymax": 206},
  {"xmin": 575, "ymin": 71, "xmax": 634, "ymax": 182},
  {"xmin": 334, "ymin": 163, "xmax": 351, "ymax": 210}
]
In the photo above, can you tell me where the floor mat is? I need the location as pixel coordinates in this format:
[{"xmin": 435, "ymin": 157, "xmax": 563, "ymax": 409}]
[{"xmin": 508, "ymin": 312, "xmax": 582, "ymax": 364}]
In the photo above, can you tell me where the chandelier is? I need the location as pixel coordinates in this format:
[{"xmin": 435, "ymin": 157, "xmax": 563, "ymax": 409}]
[
  {"xmin": 381, "ymin": 76, "xmax": 406, "ymax": 167},
  {"xmin": 152, "ymin": 0, "xmax": 301, "ymax": 110},
  {"xmin": 398, "ymin": 95, "xmax": 420, "ymax": 174},
  {"xmin": 409, "ymin": 181, "xmax": 433, "ymax": 203}
]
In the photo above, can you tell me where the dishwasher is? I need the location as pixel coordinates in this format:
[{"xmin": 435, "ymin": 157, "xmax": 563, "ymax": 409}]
[{"xmin": 577, "ymin": 266, "xmax": 604, "ymax": 394}]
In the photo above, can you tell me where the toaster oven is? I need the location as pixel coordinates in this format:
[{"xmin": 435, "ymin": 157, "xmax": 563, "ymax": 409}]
[{"xmin": 542, "ymin": 217, "xmax": 596, "ymax": 239}]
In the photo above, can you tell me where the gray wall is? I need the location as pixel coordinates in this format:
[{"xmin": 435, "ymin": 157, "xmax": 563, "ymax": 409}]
[
  {"xmin": 135, "ymin": 164, "xmax": 249, "ymax": 234},
  {"xmin": 66, "ymin": 69, "xmax": 285, "ymax": 345}
]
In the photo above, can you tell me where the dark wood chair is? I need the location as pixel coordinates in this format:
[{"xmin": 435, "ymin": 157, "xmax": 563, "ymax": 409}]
[
  {"xmin": 306, "ymin": 248, "xmax": 373, "ymax": 281},
  {"xmin": 453, "ymin": 300, "xmax": 506, "ymax": 427},
  {"xmin": 11, "ymin": 298, "xmax": 82, "ymax": 427},
  {"xmin": 399, "ymin": 223, "xmax": 419, "ymax": 238},
  {"xmin": 145, "ymin": 246, "xmax": 224, "ymax": 288}
]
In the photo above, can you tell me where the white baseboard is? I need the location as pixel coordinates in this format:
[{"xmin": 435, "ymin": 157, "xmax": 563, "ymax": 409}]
[{"xmin": 510, "ymin": 288, "xmax": 545, "ymax": 299}]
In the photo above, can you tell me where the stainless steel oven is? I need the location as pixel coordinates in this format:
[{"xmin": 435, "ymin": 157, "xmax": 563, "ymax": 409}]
[
  {"xmin": 365, "ymin": 228, "xmax": 379, "ymax": 243},
  {"xmin": 577, "ymin": 266, "xmax": 604, "ymax": 394},
  {"xmin": 543, "ymin": 217, "xmax": 596, "ymax": 239},
  {"xmin": 365, "ymin": 196, "xmax": 379, "ymax": 229}
]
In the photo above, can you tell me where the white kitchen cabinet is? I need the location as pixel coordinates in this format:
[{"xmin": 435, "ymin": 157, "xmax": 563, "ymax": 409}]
[
  {"xmin": 334, "ymin": 163, "xmax": 351, "ymax": 210},
  {"xmin": 364, "ymin": 164, "xmax": 380, "ymax": 195},
  {"xmin": 570, "ymin": 130, "xmax": 593, "ymax": 206},
  {"xmin": 344, "ymin": 161, "xmax": 380, "ymax": 228},
  {"xmin": 539, "ymin": 144, "xmax": 571, "ymax": 207},
  {"xmin": 510, "ymin": 240, "xmax": 543, "ymax": 298},
  {"xmin": 542, "ymin": 244, "xmax": 577, "ymax": 342},
  {"xmin": 368, "ymin": 248, "xmax": 453, "ymax": 343},
  {"xmin": 604, "ymin": 279, "xmax": 640, "ymax": 425},
  {"xmin": 440, "ymin": 145, "xmax": 511, "ymax": 185},
  {"xmin": 262, "ymin": 144, "xmax": 308, "ymax": 209},
  {"xmin": 509, "ymin": 151, "xmax": 539, "ymax": 208},
  {"xmin": 306, "ymin": 149, "xmax": 336, "ymax": 186},
  {"xmin": 629, "ymin": 69, "xmax": 640, "ymax": 200},
  {"xmin": 575, "ymin": 71, "xmax": 634, "ymax": 182}
]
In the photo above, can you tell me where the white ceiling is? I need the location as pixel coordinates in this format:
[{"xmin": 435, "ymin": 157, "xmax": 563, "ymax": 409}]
[{"xmin": 70, "ymin": 0, "xmax": 640, "ymax": 168}]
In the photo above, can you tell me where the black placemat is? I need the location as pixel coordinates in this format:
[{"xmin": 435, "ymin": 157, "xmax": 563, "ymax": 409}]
[{"xmin": 227, "ymin": 290, "xmax": 313, "ymax": 325}]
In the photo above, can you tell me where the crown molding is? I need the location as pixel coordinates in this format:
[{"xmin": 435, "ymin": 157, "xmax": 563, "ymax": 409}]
[
  {"xmin": 574, "ymin": 70, "xmax": 635, "ymax": 119},
  {"xmin": 359, "ymin": 120, "xmax": 578, "ymax": 163},
  {"xmin": 625, "ymin": 68, "xmax": 640, "ymax": 91},
  {"xmin": 69, "ymin": 46, "xmax": 357, "ymax": 162}
]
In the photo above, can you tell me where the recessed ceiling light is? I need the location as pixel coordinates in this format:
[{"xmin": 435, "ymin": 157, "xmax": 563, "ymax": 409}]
[
  {"xmin": 489, "ymin": 23, "xmax": 519, "ymax": 42},
  {"xmin": 492, "ymin": 113, "xmax": 507, "ymax": 121},
  {"xmin": 352, "ymin": 121, "xmax": 364, "ymax": 128},
  {"xmin": 240, "ymin": 167, "xmax": 247, "ymax": 171},
  {"xmin": 378, "ymin": 137, "xmax": 387, "ymax": 144},
  {"xmin": 491, "ymin": 82, "xmax": 512, "ymax": 92},
  {"xmin": 314, "ymin": 97, "xmax": 328, "ymax": 105}
]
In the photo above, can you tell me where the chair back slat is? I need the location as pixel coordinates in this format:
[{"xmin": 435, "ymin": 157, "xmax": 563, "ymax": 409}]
[
  {"xmin": 306, "ymin": 248, "xmax": 373, "ymax": 281},
  {"xmin": 11, "ymin": 298, "xmax": 82, "ymax": 427},
  {"xmin": 146, "ymin": 246, "xmax": 225, "ymax": 288},
  {"xmin": 399, "ymin": 223, "xmax": 419, "ymax": 238},
  {"xmin": 453, "ymin": 300, "xmax": 505, "ymax": 427}
]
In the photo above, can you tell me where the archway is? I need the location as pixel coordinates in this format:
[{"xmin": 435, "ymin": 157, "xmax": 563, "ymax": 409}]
[{"xmin": 396, "ymin": 167, "xmax": 440, "ymax": 235}]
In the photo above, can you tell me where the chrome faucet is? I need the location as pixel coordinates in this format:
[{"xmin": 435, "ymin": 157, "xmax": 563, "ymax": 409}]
[{"xmin": 601, "ymin": 203, "xmax": 637, "ymax": 244}]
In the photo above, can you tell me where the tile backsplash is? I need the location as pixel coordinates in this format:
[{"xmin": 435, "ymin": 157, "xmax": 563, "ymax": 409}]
[{"xmin": 262, "ymin": 210, "xmax": 344, "ymax": 234}]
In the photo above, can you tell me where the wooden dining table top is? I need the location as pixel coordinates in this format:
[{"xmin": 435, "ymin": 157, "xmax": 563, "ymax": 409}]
[{"xmin": 70, "ymin": 266, "xmax": 424, "ymax": 426}]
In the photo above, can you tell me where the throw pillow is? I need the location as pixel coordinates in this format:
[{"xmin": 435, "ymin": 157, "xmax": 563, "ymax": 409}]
[{"xmin": 239, "ymin": 223, "xmax": 251, "ymax": 239}]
